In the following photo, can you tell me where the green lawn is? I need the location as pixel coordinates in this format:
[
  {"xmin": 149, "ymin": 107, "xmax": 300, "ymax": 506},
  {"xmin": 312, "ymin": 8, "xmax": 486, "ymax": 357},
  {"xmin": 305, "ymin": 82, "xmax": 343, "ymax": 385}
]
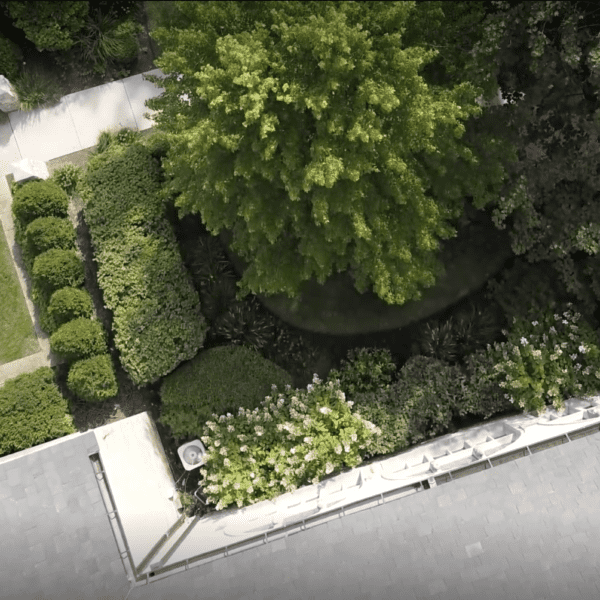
[{"xmin": 0, "ymin": 222, "xmax": 39, "ymax": 364}]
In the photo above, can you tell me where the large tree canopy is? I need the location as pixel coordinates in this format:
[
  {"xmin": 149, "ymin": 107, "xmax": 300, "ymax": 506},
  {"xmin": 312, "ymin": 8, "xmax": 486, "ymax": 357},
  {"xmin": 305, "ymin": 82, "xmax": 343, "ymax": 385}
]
[
  {"xmin": 145, "ymin": 1, "xmax": 511, "ymax": 305},
  {"xmin": 457, "ymin": 1, "xmax": 600, "ymax": 316}
]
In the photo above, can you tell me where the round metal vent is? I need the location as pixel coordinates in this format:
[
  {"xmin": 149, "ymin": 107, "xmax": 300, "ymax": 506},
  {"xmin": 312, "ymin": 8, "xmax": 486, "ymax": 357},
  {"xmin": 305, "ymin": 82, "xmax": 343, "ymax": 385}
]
[{"xmin": 183, "ymin": 445, "xmax": 202, "ymax": 465}]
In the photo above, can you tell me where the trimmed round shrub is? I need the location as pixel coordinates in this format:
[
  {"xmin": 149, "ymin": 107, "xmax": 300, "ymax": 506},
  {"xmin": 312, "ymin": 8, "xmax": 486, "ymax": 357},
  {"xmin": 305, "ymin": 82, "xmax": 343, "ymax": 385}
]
[
  {"xmin": 48, "ymin": 287, "xmax": 93, "ymax": 330},
  {"xmin": 67, "ymin": 354, "xmax": 118, "ymax": 402},
  {"xmin": 50, "ymin": 317, "xmax": 107, "ymax": 363},
  {"xmin": 327, "ymin": 347, "xmax": 398, "ymax": 398},
  {"xmin": 25, "ymin": 216, "xmax": 76, "ymax": 257},
  {"xmin": 0, "ymin": 34, "xmax": 21, "ymax": 80},
  {"xmin": 0, "ymin": 367, "xmax": 76, "ymax": 458},
  {"xmin": 389, "ymin": 356, "xmax": 467, "ymax": 445},
  {"xmin": 159, "ymin": 345, "xmax": 293, "ymax": 440},
  {"xmin": 32, "ymin": 249, "xmax": 84, "ymax": 295},
  {"xmin": 350, "ymin": 388, "xmax": 410, "ymax": 459},
  {"xmin": 11, "ymin": 179, "xmax": 69, "ymax": 229}
]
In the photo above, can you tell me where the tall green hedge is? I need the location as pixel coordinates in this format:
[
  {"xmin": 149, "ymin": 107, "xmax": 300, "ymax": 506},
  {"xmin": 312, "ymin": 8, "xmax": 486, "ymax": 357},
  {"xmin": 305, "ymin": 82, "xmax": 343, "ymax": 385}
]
[
  {"xmin": 0, "ymin": 367, "xmax": 77, "ymax": 458},
  {"xmin": 159, "ymin": 345, "xmax": 293, "ymax": 440},
  {"xmin": 80, "ymin": 141, "xmax": 207, "ymax": 385}
]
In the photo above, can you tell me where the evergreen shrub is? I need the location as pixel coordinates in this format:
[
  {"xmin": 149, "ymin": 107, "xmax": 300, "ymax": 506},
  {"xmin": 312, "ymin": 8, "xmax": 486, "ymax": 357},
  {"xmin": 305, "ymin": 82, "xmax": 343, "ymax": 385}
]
[
  {"xmin": 47, "ymin": 287, "xmax": 93, "ymax": 330},
  {"xmin": 32, "ymin": 249, "xmax": 84, "ymax": 295},
  {"xmin": 328, "ymin": 347, "xmax": 398, "ymax": 398},
  {"xmin": 50, "ymin": 317, "xmax": 107, "ymax": 363},
  {"xmin": 67, "ymin": 354, "xmax": 118, "ymax": 402},
  {"xmin": 349, "ymin": 388, "xmax": 410, "ymax": 459},
  {"xmin": 389, "ymin": 356, "xmax": 467, "ymax": 445},
  {"xmin": 11, "ymin": 179, "xmax": 69, "ymax": 230},
  {"xmin": 0, "ymin": 34, "xmax": 21, "ymax": 80},
  {"xmin": 0, "ymin": 367, "xmax": 76, "ymax": 458},
  {"xmin": 80, "ymin": 141, "xmax": 207, "ymax": 385},
  {"xmin": 159, "ymin": 345, "xmax": 293, "ymax": 440},
  {"xmin": 460, "ymin": 349, "xmax": 515, "ymax": 419},
  {"xmin": 25, "ymin": 216, "xmax": 76, "ymax": 258}
]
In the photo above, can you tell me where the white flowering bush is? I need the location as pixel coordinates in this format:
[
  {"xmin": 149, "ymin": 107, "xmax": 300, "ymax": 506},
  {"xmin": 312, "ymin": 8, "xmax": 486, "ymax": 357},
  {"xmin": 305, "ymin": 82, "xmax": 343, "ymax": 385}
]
[
  {"xmin": 198, "ymin": 375, "xmax": 381, "ymax": 510},
  {"xmin": 487, "ymin": 302, "xmax": 600, "ymax": 415}
]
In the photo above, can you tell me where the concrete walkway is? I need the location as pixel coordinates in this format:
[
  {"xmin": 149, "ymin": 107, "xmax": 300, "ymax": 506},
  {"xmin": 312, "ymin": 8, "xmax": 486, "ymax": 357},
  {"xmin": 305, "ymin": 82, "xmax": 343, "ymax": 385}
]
[{"xmin": 0, "ymin": 68, "xmax": 167, "ymax": 386}]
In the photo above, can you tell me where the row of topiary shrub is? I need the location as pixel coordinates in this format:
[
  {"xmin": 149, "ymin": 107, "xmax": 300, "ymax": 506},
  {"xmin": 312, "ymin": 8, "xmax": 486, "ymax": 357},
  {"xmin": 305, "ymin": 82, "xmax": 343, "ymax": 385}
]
[
  {"xmin": 0, "ymin": 367, "xmax": 77, "ymax": 458},
  {"xmin": 10, "ymin": 176, "xmax": 118, "ymax": 403},
  {"xmin": 78, "ymin": 133, "xmax": 208, "ymax": 386}
]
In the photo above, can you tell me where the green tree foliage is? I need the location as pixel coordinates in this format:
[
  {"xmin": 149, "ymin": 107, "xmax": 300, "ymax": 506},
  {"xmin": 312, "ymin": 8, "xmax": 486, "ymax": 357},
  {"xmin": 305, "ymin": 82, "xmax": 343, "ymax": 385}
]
[
  {"xmin": 145, "ymin": 1, "xmax": 511, "ymax": 305},
  {"xmin": 4, "ymin": 1, "xmax": 89, "ymax": 51},
  {"xmin": 464, "ymin": 1, "xmax": 600, "ymax": 316}
]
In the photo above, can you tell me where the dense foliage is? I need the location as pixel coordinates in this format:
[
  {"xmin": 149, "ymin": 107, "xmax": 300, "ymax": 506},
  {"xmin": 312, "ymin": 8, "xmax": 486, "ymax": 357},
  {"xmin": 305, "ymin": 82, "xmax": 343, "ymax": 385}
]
[
  {"xmin": 388, "ymin": 355, "xmax": 467, "ymax": 445},
  {"xmin": 75, "ymin": 9, "xmax": 142, "ymax": 75},
  {"xmin": 348, "ymin": 388, "xmax": 410, "ymax": 459},
  {"xmin": 413, "ymin": 298, "xmax": 503, "ymax": 365},
  {"xmin": 486, "ymin": 301, "xmax": 600, "ymax": 415},
  {"xmin": 11, "ymin": 180, "xmax": 69, "ymax": 233},
  {"xmin": 80, "ymin": 141, "xmax": 208, "ymax": 385},
  {"xmin": 67, "ymin": 354, "xmax": 118, "ymax": 402},
  {"xmin": 198, "ymin": 374, "xmax": 380, "ymax": 510},
  {"xmin": 31, "ymin": 248, "xmax": 84, "ymax": 295},
  {"xmin": 47, "ymin": 287, "xmax": 94, "ymax": 331},
  {"xmin": 0, "ymin": 367, "xmax": 76, "ymax": 458},
  {"xmin": 450, "ymin": 1, "xmax": 600, "ymax": 319},
  {"xmin": 460, "ymin": 348, "xmax": 516, "ymax": 420},
  {"xmin": 49, "ymin": 317, "xmax": 107, "ymax": 364},
  {"xmin": 145, "ymin": 0, "xmax": 511, "ymax": 305},
  {"xmin": 3, "ymin": 1, "xmax": 89, "ymax": 51},
  {"xmin": 0, "ymin": 34, "xmax": 20, "ymax": 80},
  {"xmin": 159, "ymin": 344, "xmax": 293, "ymax": 441},
  {"xmin": 327, "ymin": 347, "xmax": 398, "ymax": 397},
  {"xmin": 49, "ymin": 164, "xmax": 83, "ymax": 198},
  {"xmin": 24, "ymin": 216, "xmax": 76, "ymax": 259}
]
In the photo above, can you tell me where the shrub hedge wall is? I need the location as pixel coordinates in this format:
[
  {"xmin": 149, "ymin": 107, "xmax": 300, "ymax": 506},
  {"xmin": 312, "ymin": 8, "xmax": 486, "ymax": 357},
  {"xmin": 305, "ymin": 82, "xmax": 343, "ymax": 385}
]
[
  {"xmin": 159, "ymin": 345, "xmax": 293, "ymax": 440},
  {"xmin": 0, "ymin": 367, "xmax": 77, "ymax": 458},
  {"xmin": 80, "ymin": 142, "xmax": 207, "ymax": 385}
]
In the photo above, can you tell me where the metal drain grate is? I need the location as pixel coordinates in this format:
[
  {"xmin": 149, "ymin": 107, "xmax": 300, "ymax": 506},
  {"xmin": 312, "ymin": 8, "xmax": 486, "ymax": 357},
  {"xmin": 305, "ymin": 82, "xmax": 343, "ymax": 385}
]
[
  {"xmin": 529, "ymin": 435, "xmax": 568, "ymax": 453},
  {"xmin": 449, "ymin": 460, "xmax": 491, "ymax": 479},
  {"xmin": 568, "ymin": 423, "xmax": 600, "ymax": 440},
  {"xmin": 489, "ymin": 446, "xmax": 530, "ymax": 467}
]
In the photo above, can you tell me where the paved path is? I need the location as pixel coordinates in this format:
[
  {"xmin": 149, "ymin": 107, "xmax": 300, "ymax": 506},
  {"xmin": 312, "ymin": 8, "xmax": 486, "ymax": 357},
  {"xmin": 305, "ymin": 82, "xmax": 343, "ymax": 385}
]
[{"xmin": 125, "ymin": 429, "xmax": 600, "ymax": 600}]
